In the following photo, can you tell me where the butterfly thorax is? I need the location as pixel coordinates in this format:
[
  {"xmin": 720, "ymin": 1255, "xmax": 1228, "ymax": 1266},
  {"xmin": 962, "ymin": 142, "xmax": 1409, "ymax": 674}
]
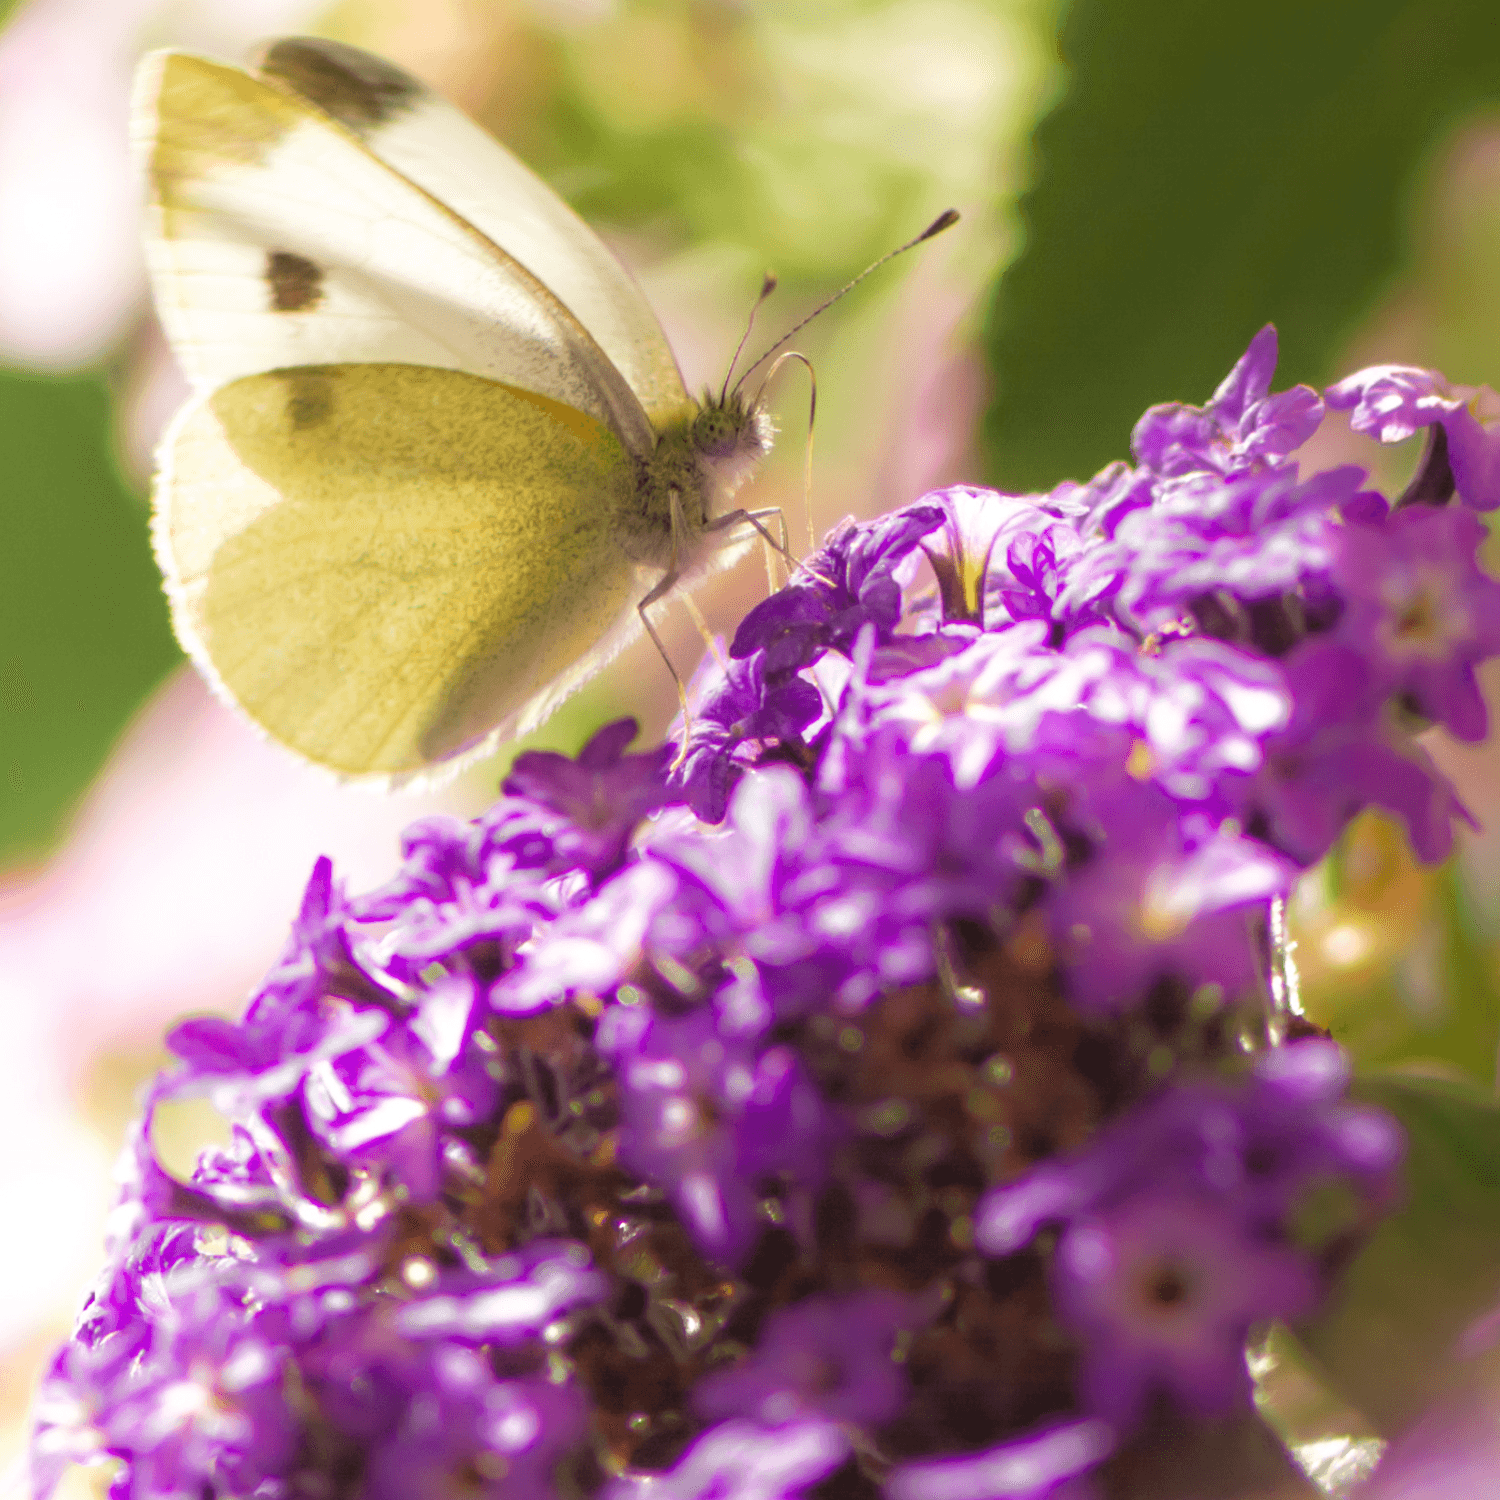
[{"xmin": 623, "ymin": 390, "xmax": 774, "ymax": 566}]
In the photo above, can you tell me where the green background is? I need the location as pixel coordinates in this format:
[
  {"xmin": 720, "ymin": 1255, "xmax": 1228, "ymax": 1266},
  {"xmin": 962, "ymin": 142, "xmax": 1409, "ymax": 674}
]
[
  {"xmin": 983, "ymin": 0, "xmax": 1500, "ymax": 491},
  {"xmin": 0, "ymin": 371, "xmax": 177, "ymax": 857}
]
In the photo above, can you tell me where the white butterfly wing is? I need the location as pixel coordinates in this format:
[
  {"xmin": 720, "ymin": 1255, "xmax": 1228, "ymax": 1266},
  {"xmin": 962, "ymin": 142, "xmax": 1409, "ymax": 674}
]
[
  {"xmin": 258, "ymin": 38, "xmax": 695, "ymax": 431},
  {"xmin": 132, "ymin": 50, "xmax": 656, "ymax": 456}
]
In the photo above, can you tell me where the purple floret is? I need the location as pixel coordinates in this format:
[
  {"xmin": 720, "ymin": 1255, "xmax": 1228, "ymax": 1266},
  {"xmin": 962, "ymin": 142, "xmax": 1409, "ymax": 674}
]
[
  {"xmin": 670, "ymin": 649, "xmax": 824, "ymax": 822},
  {"xmin": 606, "ymin": 1419, "xmax": 850, "ymax": 1500},
  {"xmin": 501, "ymin": 717, "xmax": 675, "ymax": 881},
  {"xmin": 975, "ymin": 1043, "xmax": 1400, "ymax": 1431},
  {"xmin": 1326, "ymin": 363, "xmax": 1500, "ymax": 511},
  {"xmin": 1329, "ymin": 503, "xmax": 1500, "ymax": 740},
  {"xmin": 887, "ymin": 1419, "xmax": 1113, "ymax": 1500},
  {"xmin": 598, "ymin": 1001, "xmax": 838, "ymax": 1265},
  {"xmin": 394, "ymin": 1242, "xmax": 606, "ymax": 1345},
  {"xmin": 731, "ymin": 502, "xmax": 948, "ymax": 668},
  {"xmin": 364, "ymin": 1358, "xmax": 586, "ymax": 1500},
  {"xmin": 1043, "ymin": 780, "xmax": 1295, "ymax": 1014},
  {"xmin": 300, "ymin": 1003, "xmax": 500, "ymax": 1204},
  {"xmin": 1132, "ymin": 325, "xmax": 1323, "ymax": 480},
  {"xmin": 694, "ymin": 1290, "xmax": 918, "ymax": 1426},
  {"xmin": 1052, "ymin": 1189, "xmax": 1317, "ymax": 1426},
  {"xmin": 1247, "ymin": 640, "xmax": 1466, "ymax": 867},
  {"xmin": 889, "ymin": 487, "xmax": 1109, "ymax": 636},
  {"xmin": 32, "ymin": 1265, "xmax": 299, "ymax": 1500},
  {"xmin": 975, "ymin": 1041, "xmax": 1403, "ymax": 1260}
]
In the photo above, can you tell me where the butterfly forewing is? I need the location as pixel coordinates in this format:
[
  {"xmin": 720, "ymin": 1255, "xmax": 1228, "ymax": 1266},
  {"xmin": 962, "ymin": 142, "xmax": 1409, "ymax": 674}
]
[
  {"xmin": 134, "ymin": 50, "xmax": 655, "ymax": 456},
  {"xmin": 258, "ymin": 38, "xmax": 696, "ymax": 433},
  {"xmin": 158, "ymin": 364, "xmax": 652, "ymax": 780}
]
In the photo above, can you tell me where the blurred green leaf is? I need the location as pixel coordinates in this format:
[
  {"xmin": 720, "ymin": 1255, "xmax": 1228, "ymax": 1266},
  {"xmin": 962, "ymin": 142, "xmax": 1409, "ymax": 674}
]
[
  {"xmin": 1388, "ymin": 864, "xmax": 1500, "ymax": 1084},
  {"xmin": 518, "ymin": 0, "xmax": 1004, "ymax": 293},
  {"xmin": 1251, "ymin": 1324, "xmax": 1385, "ymax": 1495},
  {"xmin": 982, "ymin": 0, "xmax": 1500, "ymax": 491},
  {"xmin": 1296, "ymin": 1073, "xmax": 1500, "ymax": 1437},
  {"xmin": 0, "ymin": 371, "xmax": 179, "ymax": 862},
  {"xmin": 1313, "ymin": 862, "xmax": 1500, "ymax": 1085}
]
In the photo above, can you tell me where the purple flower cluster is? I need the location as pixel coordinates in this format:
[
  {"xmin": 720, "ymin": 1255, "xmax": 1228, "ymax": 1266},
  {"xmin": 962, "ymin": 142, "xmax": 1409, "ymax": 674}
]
[{"xmin": 32, "ymin": 331, "xmax": 1500, "ymax": 1500}]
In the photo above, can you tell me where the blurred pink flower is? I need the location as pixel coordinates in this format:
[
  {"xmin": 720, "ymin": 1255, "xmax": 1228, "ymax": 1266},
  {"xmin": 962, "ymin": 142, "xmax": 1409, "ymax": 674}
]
[
  {"xmin": 1350, "ymin": 1389, "xmax": 1500, "ymax": 1499},
  {"xmin": 1, "ymin": 665, "xmax": 479, "ymax": 1068},
  {"xmin": 0, "ymin": 666, "xmax": 480, "ymax": 1351},
  {"xmin": 0, "ymin": 0, "xmax": 323, "ymax": 369}
]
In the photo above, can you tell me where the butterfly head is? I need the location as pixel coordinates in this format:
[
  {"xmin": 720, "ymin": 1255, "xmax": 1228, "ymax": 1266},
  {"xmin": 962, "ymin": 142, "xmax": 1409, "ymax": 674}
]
[{"xmin": 692, "ymin": 386, "xmax": 774, "ymax": 503}]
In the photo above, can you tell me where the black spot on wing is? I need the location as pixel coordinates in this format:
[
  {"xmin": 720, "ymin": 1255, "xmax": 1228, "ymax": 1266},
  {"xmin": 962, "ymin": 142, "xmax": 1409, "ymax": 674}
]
[
  {"xmin": 266, "ymin": 251, "xmax": 324, "ymax": 312},
  {"xmin": 274, "ymin": 368, "xmax": 335, "ymax": 430},
  {"xmin": 260, "ymin": 38, "xmax": 422, "ymax": 133}
]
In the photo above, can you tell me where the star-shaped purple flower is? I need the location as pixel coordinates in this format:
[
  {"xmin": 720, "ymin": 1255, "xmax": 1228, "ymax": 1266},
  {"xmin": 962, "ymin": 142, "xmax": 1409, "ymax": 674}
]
[
  {"xmin": 693, "ymin": 1290, "xmax": 918, "ymax": 1427},
  {"xmin": 500, "ymin": 717, "xmax": 674, "ymax": 880},
  {"xmin": 1053, "ymin": 1190, "xmax": 1317, "ymax": 1426},
  {"xmin": 1132, "ymin": 325, "xmax": 1323, "ymax": 480},
  {"xmin": 1330, "ymin": 504, "xmax": 1500, "ymax": 740},
  {"xmin": 597, "ymin": 1001, "xmax": 839, "ymax": 1265}
]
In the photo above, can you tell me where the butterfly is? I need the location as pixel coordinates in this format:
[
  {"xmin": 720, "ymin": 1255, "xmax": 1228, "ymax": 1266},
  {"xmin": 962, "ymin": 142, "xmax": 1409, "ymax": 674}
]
[{"xmin": 132, "ymin": 38, "xmax": 778, "ymax": 784}]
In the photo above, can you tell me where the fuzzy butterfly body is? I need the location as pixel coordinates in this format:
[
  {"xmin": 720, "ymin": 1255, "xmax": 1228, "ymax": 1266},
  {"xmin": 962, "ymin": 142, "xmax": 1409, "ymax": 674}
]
[{"xmin": 134, "ymin": 38, "xmax": 771, "ymax": 781}]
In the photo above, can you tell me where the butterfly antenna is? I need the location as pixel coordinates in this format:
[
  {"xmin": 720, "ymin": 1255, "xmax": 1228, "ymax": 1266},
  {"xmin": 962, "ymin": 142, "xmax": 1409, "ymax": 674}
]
[
  {"xmin": 720, "ymin": 272, "xmax": 779, "ymax": 405},
  {"xmin": 751, "ymin": 351, "xmax": 819, "ymax": 554},
  {"xmin": 732, "ymin": 208, "xmax": 959, "ymax": 396}
]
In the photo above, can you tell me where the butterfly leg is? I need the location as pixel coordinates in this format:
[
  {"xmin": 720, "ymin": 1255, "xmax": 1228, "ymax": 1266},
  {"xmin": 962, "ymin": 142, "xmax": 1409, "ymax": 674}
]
[
  {"xmin": 710, "ymin": 506, "xmax": 835, "ymax": 590},
  {"xmin": 636, "ymin": 568, "xmax": 687, "ymax": 714},
  {"xmin": 638, "ymin": 490, "xmax": 696, "ymax": 768},
  {"xmin": 708, "ymin": 505, "xmax": 794, "ymax": 590}
]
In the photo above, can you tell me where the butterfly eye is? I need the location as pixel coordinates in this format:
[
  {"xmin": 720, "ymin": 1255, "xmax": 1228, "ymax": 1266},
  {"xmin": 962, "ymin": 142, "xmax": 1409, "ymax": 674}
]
[{"xmin": 692, "ymin": 404, "xmax": 741, "ymax": 455}]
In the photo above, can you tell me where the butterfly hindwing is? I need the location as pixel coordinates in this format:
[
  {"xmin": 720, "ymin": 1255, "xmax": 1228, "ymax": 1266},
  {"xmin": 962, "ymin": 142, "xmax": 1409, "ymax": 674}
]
[
  {"xmin": 258, "ymin": 37, "xmax": 696, "ymax": 432},
  {"xmin": 156, "ymin": 363, "xmax": 650, "ymax": 780},
  {"xmin": 133, "ymin": 50, "xmax": 655, "ymax": 455}
]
